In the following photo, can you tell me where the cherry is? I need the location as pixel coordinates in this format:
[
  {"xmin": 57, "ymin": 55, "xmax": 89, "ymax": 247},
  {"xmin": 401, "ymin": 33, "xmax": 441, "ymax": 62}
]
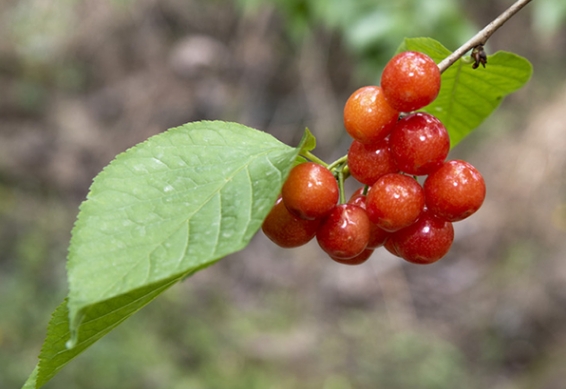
[
  {"xmin": 381, "ymin": 51, "xmax": 441, "ymax": 112},
  {"xmin": 387, "ymin": 210, "xmax": 454, "ymax": 265},
  {"xmin": 424, "ymin": 160, "xmax": 486, "ymax": 222},
  {"xmin": 348, "ymin": 189, "xmax": 390, "ymax": 248},
  {"xmin": 316, "ymin": 204, "xmax": 370, "ymax": 259},
  {"xmin": 389, "ymin": 112, "xmax": 450, "ymax": 175},
  {"xmin": 282, "ymin": 162, "xmax": 339, "ymax": 220},
  {"xmin": 384, "ymin": 237, "xmax": 401, "ymax": 257},
  {"xmin": 347, "ymin": 138, "xmax": 398, "ymax": 186},
  {"xmin": 330, "ymin": 248, "xmax": 374, "ymax": 266},
  {"xmin": 343, "ymin": 86, "xmax": 399, "ymax": 144},
  {"xmin": 366, "ymin": 173, "xmax": 425, "ymax": 232},
  {"xmin": 262, "ymin": 197, "xmax": 321, "ymax": 248},
  {"xmin": 348, "ymin": 187, "xmax": 369, "ymax": 205}
]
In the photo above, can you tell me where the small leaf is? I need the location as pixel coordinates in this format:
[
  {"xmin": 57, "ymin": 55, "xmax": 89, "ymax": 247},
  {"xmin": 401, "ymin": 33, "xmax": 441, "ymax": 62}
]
[
  {"xmin": 398, "ymin": 37, "xmax": 533, "ymax": 147},
  {"xmin": 294, "ymin": 127, "xmax": 317, "ymax": 166},
  {"xmin": 24, "ymin": 121, "xmax": 302, "ymax": 388},
  {"xmin": 299, "ymin": 127, "xmax": 317, "ymax": 153},
  {"xmin": 396, "ymin": 37, "xmax": 451, "ymax": 60}
]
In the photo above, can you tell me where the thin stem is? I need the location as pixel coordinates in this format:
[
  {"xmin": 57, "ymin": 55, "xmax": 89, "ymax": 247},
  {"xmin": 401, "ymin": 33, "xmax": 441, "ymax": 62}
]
[
  {"xmin": 338, "ymin": 165, "xmax": 346, "ymax": 204},
  {"xmin": 327, "ymin": 155, "xmax": 348, "ymax": 172},
  {"xmin": 301, "ymin": 151, "xmax": 328, "ymax": 167},
  {"xmin": 342, "ymin": 164, "xmax": 351, "ymax": 181},
  {"xmin": 437, "ymin": 0, "xmax": 533, "ymax": 74}
]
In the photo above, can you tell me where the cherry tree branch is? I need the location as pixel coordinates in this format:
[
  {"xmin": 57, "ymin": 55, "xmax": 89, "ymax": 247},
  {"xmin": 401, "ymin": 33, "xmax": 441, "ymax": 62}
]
[{"xmin": 438, "ymin": 0, "xmax": 533, "ymax": 73}]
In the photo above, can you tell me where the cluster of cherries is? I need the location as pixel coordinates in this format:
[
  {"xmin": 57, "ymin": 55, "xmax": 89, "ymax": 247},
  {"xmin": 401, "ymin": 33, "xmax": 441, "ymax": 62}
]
[{"xmin": 262, "ymin": 51, "xmax": 486, "ymax": 265}]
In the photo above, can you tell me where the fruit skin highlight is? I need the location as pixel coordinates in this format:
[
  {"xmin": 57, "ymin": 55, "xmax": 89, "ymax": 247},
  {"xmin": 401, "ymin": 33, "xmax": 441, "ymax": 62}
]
[
  {"xmin": 343, "ymin": 86, "xmax": 399, "ymax": 144},
  {"xmin": 365, "ymin": 173, "xmax": 425, "ymax": 232},
  {"xmin": 263, "ymin": 49, "xmax": 488, "ymax": 265},
  {"xmin": 381, "ymin": 51, "xmax": 441, "ymax": 112},
  {"xmin": 316, "ymin": 204, "xmax": 370, "ymax": 260},
  {"xmin": 282, "ymin": 162, "xmax": 339, "ymax": 220},
  {"xmin": 424, "ymin": 160, "xmax": 486, "ymax": 222},
  {"xmin": 389, "ymin": 112, "xmax": 450, "ymax": 175},
  {"xmin": 387, "ymin": 210, "xmax": 454, "ymax": 265}
]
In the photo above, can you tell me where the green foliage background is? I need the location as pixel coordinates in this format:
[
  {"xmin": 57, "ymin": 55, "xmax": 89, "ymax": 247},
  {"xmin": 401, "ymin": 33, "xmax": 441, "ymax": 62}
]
[{"xmin": 235, "ymin": 0, "xmax": 475, "ymax": 80}]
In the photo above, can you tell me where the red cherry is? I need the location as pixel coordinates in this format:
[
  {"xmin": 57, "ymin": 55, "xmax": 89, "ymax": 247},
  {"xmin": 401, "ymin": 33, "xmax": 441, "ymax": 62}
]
[
  {"xmin": 330, "ymin": 248, "xmax": 374, "ymax": 266},
  {"xmin": 389, "ymin": 112, "xmax": 450, "ymax": 175},
  {"xmin": 343, "ymin": 86, "xmax": 399, "ymax": 144},
  {"xmin": 388, "ymin": 210, "xmax": 454, "ymax": 264},
  {"xmin": 424, "ymin": 160, "xmax": 486, "ymax": 222},
  {"xmin": 262, "ymin": 197, "xmax": 321, "ymax": 248},
  {"xmin": 348, "ymin": 138, "xmax": 398, "ymax": 186},
  {"xmin": 316, "ymin": 204, "xmax": 370, "ymax": 259},
  {"xmin": 348, "ymin": 189, "xmax": 390, "ymax": 248},
  {"xmin": 282, "ymin": 162, "xmax": 339, "ymax": 220},
  {"xmin": 348, "ymin": 187, "xmax": 368, "ymax": 207},
  {"xmin": 366, "ymin": 173, "xmax": 425, "ymax": 232},
  {"xmin": 384, "ymin": 237, "xmax": 401, "ymax": 257},
  {"xmin": 381, "ymin": 51, "xmax": 441, "ymax": 112}
]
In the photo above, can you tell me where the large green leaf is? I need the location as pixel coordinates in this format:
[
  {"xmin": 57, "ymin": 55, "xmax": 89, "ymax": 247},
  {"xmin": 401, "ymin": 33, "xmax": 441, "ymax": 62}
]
[
  {"xmin": 399, "ymin": 37, "xmax": 533, "ymax": 147},
  {"xmin": 23, "ymin": 121, "xmax": 302, "ymax": 388}
]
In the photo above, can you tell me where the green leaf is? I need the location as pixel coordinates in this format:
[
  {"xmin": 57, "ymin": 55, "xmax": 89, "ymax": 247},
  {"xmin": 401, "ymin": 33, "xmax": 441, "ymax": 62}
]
[
  {"xmin": 398, "ymin": 37, "xmax": 533, "ymax": 147},
  {"xmin": 23, "ymin": 121, "xmax": 302, "ymax": 388},
  {"xmin": 22, "ymin": 366, "xmax": 38, "ymax": 389},
  {"xmin": 299, "ymin": 127, "xmax": 316, "ymax": 153},
  {"xmin": 294, "ymin": 127, "xmax": 317, "ymax": 166}
]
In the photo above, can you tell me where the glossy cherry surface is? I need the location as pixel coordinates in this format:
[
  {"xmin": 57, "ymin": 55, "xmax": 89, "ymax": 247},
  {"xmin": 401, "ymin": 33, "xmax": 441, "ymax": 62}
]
[
  {"xmin": 330, "ymin": 248, "xmax": 374, "ymax": 265},
  {"xmin": 262, "ymin": 197, "xmax": 321, "ymax": 248},
  {"xmin": 282, "ymin": 162, "xmax": 339, "ymax": 220},
  {"xmin": 381, "ymin": 51, "xmax": 441, "ymax": 112},
  {"xmin": 316, "ymin": 204, "xmax": 370, "ymax": 259},
  {"xmin": 384, "ymin": 237, "xmax": 401, "ymax": 257},
  {"xmin": 349, "ymin": 189, "xmax": 390, "ymax": 248},
  {"xmin": 424, "ymin": 159, "xmax": 486, "ymax": 222},
  {"xmin": 388, "ymin": 210, "xmax": 454, "ymax": 264},
  {"xmin": 348, "ymin": 138, "xmax": 398, "ymax": 185},
  {"xmin": 343, "ymin": 86, "xmax": 399, "ymax": 144},
  {"xmin": 366, "ymin": 173, "xmax": 425, "ymax": 232},
  {"xmin": 389, "ymin": 112, "xmax": 449, "ymax": 175}
]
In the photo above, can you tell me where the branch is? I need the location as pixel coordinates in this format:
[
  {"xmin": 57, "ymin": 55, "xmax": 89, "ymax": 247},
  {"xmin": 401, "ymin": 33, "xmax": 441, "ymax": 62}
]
[{"xmin": 438, "ymin": 0, "xmax": 533, "ymax": 73}]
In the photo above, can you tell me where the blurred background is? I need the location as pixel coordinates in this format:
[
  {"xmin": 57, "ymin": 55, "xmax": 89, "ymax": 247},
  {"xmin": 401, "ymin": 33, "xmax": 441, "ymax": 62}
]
[{"xmin": 1, "ymin": 0, "xmax": 566, "ymax": 388}]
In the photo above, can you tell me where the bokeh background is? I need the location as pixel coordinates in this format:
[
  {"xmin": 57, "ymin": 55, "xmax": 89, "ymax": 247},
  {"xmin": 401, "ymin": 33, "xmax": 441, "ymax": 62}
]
[{"xmin": 2, "ymin": 0, "xmax": 566, "ymax": 388}]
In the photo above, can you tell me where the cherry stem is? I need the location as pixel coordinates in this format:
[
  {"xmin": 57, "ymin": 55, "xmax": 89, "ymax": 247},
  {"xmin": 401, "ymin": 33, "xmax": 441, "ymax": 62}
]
[
  {"xmin": 437, "ymin": 0, "xmax": 533, "ymax": 74},
  {"xmin": 301, "ymin": 151, "xmax": 329, "ymax": 167},
  {"xmin": 337, "ymin": 165, "xmax": 346, "ymax": 204},
  {"xmin": 327, "ymin": 155, "xmax": 348, "ymax": 172}
]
